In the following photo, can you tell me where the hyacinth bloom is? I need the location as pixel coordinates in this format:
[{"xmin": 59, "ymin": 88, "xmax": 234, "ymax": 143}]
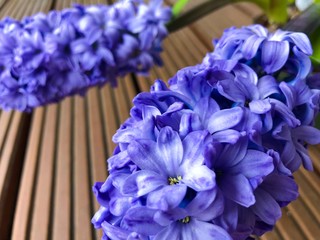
[
  {"xmin": 92, "ymin": 24, "xmax": 320, "ymax": 239},
  {"xmin": 0, "ymin": 0, "xmax": 171, "ymax": 111},
  {"xmin": 122, "ymin": 127, "xmax": 216, "ymax": 211},
  {"xmin": 204, "ymin": 24, "xmax": 313, "ymax": 82}
]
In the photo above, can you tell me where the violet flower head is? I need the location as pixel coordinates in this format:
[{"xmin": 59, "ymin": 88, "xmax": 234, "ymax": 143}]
[
  {"xmin": 93, "ymin": 24, "xmax": 320, "ymax": 240},
  {"xmin": 0, "ymin": 0, "xmax": 171, "ymax": 111},
  {"xmin": 205, "ymin": 24, "xmax": 313, "ymax": 83}
]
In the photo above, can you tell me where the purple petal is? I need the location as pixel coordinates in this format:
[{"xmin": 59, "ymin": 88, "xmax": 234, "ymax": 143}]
[
  {"xmin": 257, "ymin": 75, "xmax": 279, "ymax": 99},
  {"xmin": 248, "ymin": 24, "xmax": 268, "ymax": 37},
  {"xmin": 127, "ymin": 139, "xmax": 164, "ymax": 173},
  {"xmin": 217, "ymin": 80, "xmax": 245, "ymax": 102},
  {"xmin": 113, "ymin": 118, "xmax": 155, "ymax": 143},
  {"xmin": 123, "ymin": 207, "xmax": 163, "ymax": 235},
  {"xmin": 193, "ymin": 97, "xmax": 220, "ymax": 127},
  {"xmin": 157, "ymin": 126, "xmax": 183, "ymax": 176},
  {"xmin": 108, "ymin": 150, "xmax": 131, "ymax": 170},
  {"xmin": 242, "ymin": 35, "xmax": 265, "ymax": 59},
  {"xmin": 262, "ymin": 174, "xmax": 298, "ymax": 202},
  {"xmin": 291, "ymin": 46, "xmax": 312, "ymax": 81},
  {"xmin": 233, "ymin": 63, "xmax": 258, "ymax": 85},
  {"xmin": 251, "ymin": 188, "xmax": 282, "ymax": 225},
  {"xmin": 182, "ymin": 165, "xmax": 216, "ymax": 191},
  {"xmin": 261, "ymin": 41, "xmax": 289, "ymax": 73},
  {"xmin": 213, "ymin": 199, "xmax": 238, "ymax": 230},
  {"xmin": 270, "ymin": 99, "xmax": 300, "ymax": 127},
  {"xmin": 109, "ymin": 195, "xmax": 139, "ymax": 217},
  {"xmin": 121, "ymin": 170, "xmax": 166, "ymax": 197},
  {"xmin": 249, "ymin": 99, "xmax": 271, "ymax": 114},
  {"xmin": 182, "ymin": 130, "xmax": 209, "ymax": 166},
  {"xmin": 292, "ymin": 125, "xmax": 320, "ymax": 145},
  {"xmin": 154, "ymin": 208, "xmax": 186, "ymax": 226},
  {"xmin": 179, "ymin": 113, "xmax": 203, "ymax": 138},
  {"xmin": 192, "ymin": 191, "xmax": 224, "ymax": 221},
  {"xmin": 285, "ymin": 32, "xmax": 313, "ymax": 55},
  {"xmin": 206, "ymin": 70, "xmax": 235, "ymax": 86},
  {"xmin": 216, "ymin": 137, "xmax": 248, "ymax": 168},
  {"xmin": 147, "ymin": 184, "xmax": 187, "ymax": 211},
  {"xmin": 99, "ymin": 47, "xmax": 115, "ymax": 66},
  {"xmin": 91, "ymin": 207, "xmax": 109, "ymax": 229},
  {"xmin": 233, "ymin": 150, "xmax": 274, "ymax": 179},
  {"xmin": 153, "ymin": 207, "xmax": 187, "ymax": 226},
  {"xmin": 279, "ymin": 81, "xmax": 295, "ymax": 110},
  {"xmin": 102, "ymin": 221, "xmax": 131, "ymax": 240},
  {"xmin": 192, "ymin": 220, "xmax": 232, "ymax": 240},
  {"xmin": 295, "ymin": 141, "xmax": 314, "ymax": 171},
  {"xmin": 219, "ymin": 174, "xmax": 255, "ymax": 207},
  {"xmin": 207, "ymin": 107, "xmax": 244, "ymax": 133},
  {"xmin": 185, "ymin": 190, "xmax": 218, "ymax": 216},
  {"xmin": 281, "ymin": 141, "xmax": 302, "ymax": 172},
  {"xmin": 211, "ymin": 129, "xmax": 241, "ymax": 144},
  {"xmin": 154, "ymin": 223, "xmax": 181, "ymax": 240}
]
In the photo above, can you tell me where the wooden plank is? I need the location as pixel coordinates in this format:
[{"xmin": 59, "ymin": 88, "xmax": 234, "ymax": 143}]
[
  {"xmin": 308, "ymin": 146, "xmax": 320, "ymax": 173},
  {"xmin": 123, "ymin": 75, "xmax": 138, "ymax": 108},
  {"xmin": 100, "ymin": 85, "xmax": 119, "ymax": 157},
  {"xmin": 86, "ymin": 87, "xmax": 108, "ymax": 195},
  {"xmin": 294, "ymin": 171, "xmax": 320, "ymax": 223},
  {"xmin": 73, "ymin": 96, "xmax": 94, "ymax": 240},
  {"xmin": 0, "ymin": 112, "xmax": 30, "ymax": 239},
  {"xmin": 52, "ymin": 98, "xmax": 72, "ymax": 240},
  {"xmin": 276, "ymin": 208, "xmax": 305, "ymax": 240},
  {"xmin": 260, "ymin": 228, "xmax": 282, "ymax": 240},
  {"xmin": 300, "ymin": 167, "xmax": 320, "ymax": 196},
  {"xmin": 0, "ymin": 0, "xmax": 19, "ymax": 17},
  {"xmin": 0, "ymin": 0, "xmax": 9, "ymax": 10},
  {"xmin": 168, "ymin": 34, "xmax": 200, "ymax": 66},
  {"xmin": 29, "ymin": 104, "xmax": 58, "ymax": 240},
  {"xmin": 113, "ymin": 79, "xmax": 131, "ymax": 123},
  {"xmin": 11, "ymin": 108, "xmax": 45, "ymax": 240},
  {"xmin": 0, "ymin": 112, "xmax": 13, "ymax": 156},
  {"xmin": 234, "ymin": 2, "xmax": 263, "ymax": 19},
  {"xmin": 158, "ymin": 45, "xmax": 179, "ymax": 78},
  {"xmin": 136, "ymin": 75, "xmax": 153, "ymax": 92},
  {"xmin": 287, "ymin": 197, "xmax": 320, "ymax": 239},
  {"xmin": 85, "ymin": 90, "xmax": 106, "ymax": 240},
  {"xmin": 177, "ymin": 28, "xmax": 210, "ymax": 60}
]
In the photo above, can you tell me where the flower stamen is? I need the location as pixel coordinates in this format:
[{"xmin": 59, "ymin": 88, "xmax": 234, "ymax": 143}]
[
  {"xmin": 168, "ymin": 175, "xmax": 182, "ymax": 185},
  {"xmin": 180, "ymin": 216, "xmax": 190, "ymax": 224}
]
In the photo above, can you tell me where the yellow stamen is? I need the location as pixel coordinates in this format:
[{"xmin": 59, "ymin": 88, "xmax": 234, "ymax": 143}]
[
  {"xmin": 168, "ymin": 175, "xmax": 182, "ymax": 185},
  {"xmin": 180, "ymin": 216, "xmax": 190, "ymax": 224}
]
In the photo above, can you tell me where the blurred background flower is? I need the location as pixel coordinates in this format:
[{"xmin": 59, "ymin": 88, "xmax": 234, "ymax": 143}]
[{"xmin": 0, "ymin": 0, "xmax": 171, "ymax": 111}]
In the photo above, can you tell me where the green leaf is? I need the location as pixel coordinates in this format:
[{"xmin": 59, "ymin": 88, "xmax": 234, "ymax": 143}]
[
  {"xmin": 246, "ymin": 0, "xmax": 288, "ymax": 24},
  {"xmin": 310, "ymin": 26, "xmax": 320, "ymax": 64},
  {"xmin": 316, "ymin": 115, "xmax": 320, "ymax": 129},
  {"xmin": 172, "ymin": 0, "xmax": 190, "ymax": 17},
  {"xmin": 268, "ymin": 0, "xmax": 288, "ymax": 24}
]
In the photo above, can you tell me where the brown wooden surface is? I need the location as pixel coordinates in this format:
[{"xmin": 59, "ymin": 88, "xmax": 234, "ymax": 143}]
[{"xmin": 0, "ymin": 0, "xmax": 317, "ymax": 239}]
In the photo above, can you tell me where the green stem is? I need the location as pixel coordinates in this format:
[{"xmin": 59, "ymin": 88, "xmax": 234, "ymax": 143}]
[
  {"xmin": 167, "ymin": 0, "xmax": 232, "ymax": 33},
  {"xmin": 172, "ymin": 0, "xmax": 190, "ymax": 18}
]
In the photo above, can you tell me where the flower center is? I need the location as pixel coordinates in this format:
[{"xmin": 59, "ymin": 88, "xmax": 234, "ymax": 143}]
[
  {"xmin": 168, "ymin": 176, "xmax": 182, "ymax": 185},
  {"xmin": 179, "ymin": 216, "xmax": 190, "ymax": 224}
]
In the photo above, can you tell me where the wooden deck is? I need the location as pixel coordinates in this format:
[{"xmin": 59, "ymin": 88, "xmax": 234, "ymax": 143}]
[{"xmin": 0, "ymin": 0, "xmax": 319, "ymax": 239}]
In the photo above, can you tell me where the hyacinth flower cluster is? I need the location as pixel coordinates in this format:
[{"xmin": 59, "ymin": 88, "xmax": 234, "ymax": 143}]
[
  {"xmin": 92, "ymin": 24, "xmax": 320, "ymax": 239},
  {"xmin": 0, "ymin": 0, "xmax": 171, "ymax": 111}
]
